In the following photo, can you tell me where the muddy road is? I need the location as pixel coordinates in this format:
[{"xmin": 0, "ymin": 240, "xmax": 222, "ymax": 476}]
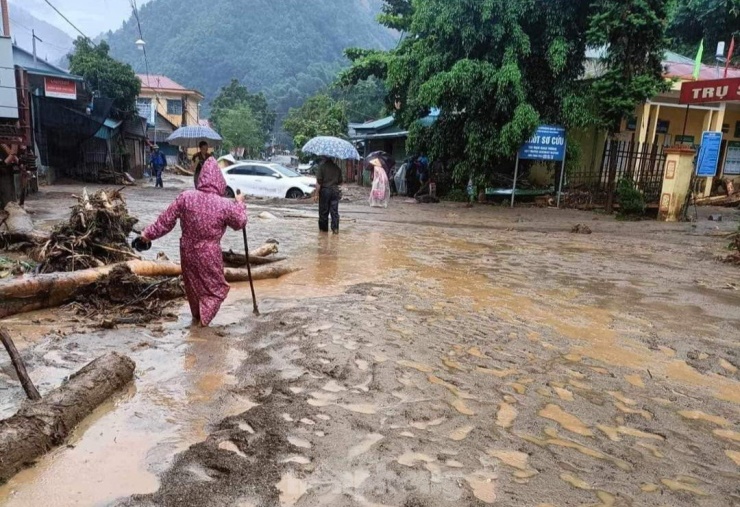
[{"xmin": 1, "ymin": 177, "xmax": 739, "ymax": 507}]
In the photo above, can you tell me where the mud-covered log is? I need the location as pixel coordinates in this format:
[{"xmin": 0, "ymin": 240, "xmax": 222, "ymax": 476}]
[
  {"xmin": 0, "ymin": 261, "xmax": 298, "ymax": 319},
  {"xmin": 0, "ymin": 352, "xmax": 135, "ymax": 483},
  {"xmin": 225, "ymin": 265, "xmax": 299, "ymax": 282},
  {"xmin": 0, "ymin": 261, "xmax": 182, "ymax": 318},
  {"xmin": 222, "ymin": 250, "xmax": 286, "ymax": 266},
  {"xmin": 250, "ymin": 243, "xmax": 279, "ymax": 258},
  {"xmin": 0, "ymin": 203, "xmax": 50, "ymax": 245}
]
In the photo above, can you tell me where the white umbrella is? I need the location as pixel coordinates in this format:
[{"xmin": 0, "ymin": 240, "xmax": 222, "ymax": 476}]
[
  {"xmin": 166, "ymin": 125, "xmax": 222, "ymax": 148},
  {"xmin": 301, "ymin": 136, "xmax": 360, "ymax": 160}
]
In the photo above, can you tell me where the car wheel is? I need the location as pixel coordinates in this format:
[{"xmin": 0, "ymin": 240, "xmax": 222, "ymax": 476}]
[
  {"xmin": 286, "ymin": 188, "xmax": 304, "ymax": 199},
  {"xmin": 225, "ymin": 186, "xmax": 235, "ymax": 198}
]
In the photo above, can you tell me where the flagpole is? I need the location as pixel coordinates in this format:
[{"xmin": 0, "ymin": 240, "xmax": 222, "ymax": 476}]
[{"xmin": 724, "ymin": 37, "xmax": 735, "ymax": 78}]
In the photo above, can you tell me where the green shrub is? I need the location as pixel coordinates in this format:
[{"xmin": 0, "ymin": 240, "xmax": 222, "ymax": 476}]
[
  {"xmin": 616, "ymin": 178, "xmax": 646, "ymax": 219},
  {"xmin": 445, "ymin": 188, "xmax": 469, "ymax": 202}
]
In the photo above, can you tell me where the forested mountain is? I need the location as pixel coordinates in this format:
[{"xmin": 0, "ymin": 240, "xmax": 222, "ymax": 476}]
[
  {"xmin": 8, "ymin": 2, "xmax": 73, "ymax": 65},
  {"xmin": 103, "ymin": 0, "xmax": 397, "ymax": 114}
]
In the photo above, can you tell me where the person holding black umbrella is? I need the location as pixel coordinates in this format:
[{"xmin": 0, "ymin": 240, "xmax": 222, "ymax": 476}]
[{"xmin": 314, "ymin": 156, "xmax": 343, "ymax": 234}]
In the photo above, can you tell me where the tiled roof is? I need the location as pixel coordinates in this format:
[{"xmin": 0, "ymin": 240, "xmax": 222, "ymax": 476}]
[
  {"xmin": 137, "ymin": 74, "xmax": 187, "ymax": 91},
  {"xmin": 664, "ymin": 59, "xmax": 740, "ymax": 81}
]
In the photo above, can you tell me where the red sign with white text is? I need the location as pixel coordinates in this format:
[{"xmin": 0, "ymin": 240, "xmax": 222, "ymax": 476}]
[
  {"xmin": 44, "ymin": 77, "xmax": 77, "ymax": 100},
  {"xmin": 680, "ymin": 78, "xmax": 740, "ymax": 104}
]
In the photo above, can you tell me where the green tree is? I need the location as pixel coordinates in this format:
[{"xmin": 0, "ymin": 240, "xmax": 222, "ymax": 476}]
[
  {"xmin": 282, "ymin": 94, "xmax": 349, "ymax": 151},
  {"xmin": 668, "ymin": 0, "xmax": 740, "ymax": 58},
  {"xmin": 219, "ymin": 104, "xmax": 264, "ymax": 157},
  {"xmin": 387, "ymin": 0, "xmax": 596, "ymax": 181},
  {"xmin": 67, "ymin": 38, "xmax": 140, "ymax": 113},
  {"xmin": 342, "ymin": 0, "xmax": 671, "ymax": 183},
  {"xmin": 378, "ymin": 0, "xmax": 414, "ymax": 31},
  {"xmin": 210, "ymin": 79, "xmax": 276, "ymax": 140},
  {"xmin": 331, "ymin": 77, "xmax": 387, "ymax": 123},
  {"xmin": 588, "ymin": 0, "xmax": 672, "ymax": 133}
]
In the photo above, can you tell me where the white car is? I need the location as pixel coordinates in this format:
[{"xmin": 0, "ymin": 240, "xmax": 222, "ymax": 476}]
[{"xmin": 222, "ymin": 162, "xmax": 317, "ymax": 199}]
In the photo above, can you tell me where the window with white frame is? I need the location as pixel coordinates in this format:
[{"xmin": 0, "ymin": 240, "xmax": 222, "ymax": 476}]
[
  {"xmin": 167, "ymin": 99, "xmax": 183, "ymax": 116},
  {"xmin": 136, "ymin": 98, "xmax": 153, "ymax": 123}
]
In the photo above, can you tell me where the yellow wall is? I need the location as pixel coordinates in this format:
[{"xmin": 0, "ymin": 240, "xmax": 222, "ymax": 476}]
[{"xmin": 139, "ymin": 90, "xmax": 201, "ymax": 127}]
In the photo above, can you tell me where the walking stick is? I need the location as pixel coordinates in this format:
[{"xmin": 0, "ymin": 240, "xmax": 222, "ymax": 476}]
[{"xmin": 237, "ymin": 191, "xmax": 259, "ymax": 315}]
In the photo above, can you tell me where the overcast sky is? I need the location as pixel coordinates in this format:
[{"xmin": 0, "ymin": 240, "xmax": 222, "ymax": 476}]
[{"xmin": 9, "ymin": 0, "xmax": 149, "ymax": 39}]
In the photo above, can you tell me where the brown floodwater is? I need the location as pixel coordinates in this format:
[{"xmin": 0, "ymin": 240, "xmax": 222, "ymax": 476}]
[
  {"xmin": 1, "ymin": 192, "xmax": 738, "ymax": 506},
  {"xmin": 0, "ymin": 226, "xmax": 407, "ymax": 506}
]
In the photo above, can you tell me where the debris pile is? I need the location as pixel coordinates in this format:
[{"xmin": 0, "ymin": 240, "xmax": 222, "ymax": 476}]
[
  {"xmin": 724, "ymin": 228, "xmax": 740, "ymax": 266},
  {"xmin": 65, "ymin": 264, "xmax": 184, "ymax": 327},
  {"xmin": 34, "ymin": 188, "xmax": 139, "ymax": 273},
  {"xmin": 570, "ymin": 224, "xmax": 593, "ymax": 235}
]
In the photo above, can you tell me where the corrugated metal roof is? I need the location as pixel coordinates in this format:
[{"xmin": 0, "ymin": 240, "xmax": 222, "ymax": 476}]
[
  {"xmin": 103, "ymin": 119, "xmax": 123, "ymax": 129},
  {"xmin": 352, "ymin": 116, "xmax": 396, "ymax": 131}
]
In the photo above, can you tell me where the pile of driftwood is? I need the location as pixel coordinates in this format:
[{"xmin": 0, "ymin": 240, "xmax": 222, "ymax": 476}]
[{"xmin": 34, "ymin": 188, "xmax": 140, "ymax": 273}]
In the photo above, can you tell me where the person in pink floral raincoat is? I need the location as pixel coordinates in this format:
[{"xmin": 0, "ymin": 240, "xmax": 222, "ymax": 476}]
[{"xmin": 139, "ymin": 157, "xmax": 247, "ymax": 326}]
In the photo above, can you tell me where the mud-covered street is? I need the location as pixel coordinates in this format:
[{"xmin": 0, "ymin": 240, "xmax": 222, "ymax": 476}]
[{"xmin": 1, "ymin": 177, "xmax": 739, "ymax": 507}]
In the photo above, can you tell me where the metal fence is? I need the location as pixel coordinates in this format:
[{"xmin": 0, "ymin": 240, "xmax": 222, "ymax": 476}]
[{"xmin": 565, "ymin": 139, "xmax": 667, "ymax": 205}]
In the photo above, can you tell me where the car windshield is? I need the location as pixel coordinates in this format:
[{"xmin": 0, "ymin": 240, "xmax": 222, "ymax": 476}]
[{"xmin": 269, "ymin": 164, "xmax": 301, "ymax": 178}]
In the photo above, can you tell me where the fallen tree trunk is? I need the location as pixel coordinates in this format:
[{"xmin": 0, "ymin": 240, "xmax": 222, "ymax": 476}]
[
  {"xmin": 0, "ymin": 203, "xmax": 50, "ymax": 245},
  {"xmin": 222, "ymin": 250, "xmax": 286, "ymax": 266},
  {"xmin": 225, "ymin": 264, "xmax": 300, "ymax": 283},
  {"xmin": 250, "ymin": 242, "xmax": 279, "ymax": 258},
  {"xmin": 0, "ymin": 352, "xmax": 135, "ymax": 483},
  {"xmin": 0, "ymin": 261, "xmax": 298, "ymax": 319}
]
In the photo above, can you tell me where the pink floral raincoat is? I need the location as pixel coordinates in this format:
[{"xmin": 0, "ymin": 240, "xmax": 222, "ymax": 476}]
[{"xmin": 143, "ymin": 158, "xmax": 247, "ymax": 325}]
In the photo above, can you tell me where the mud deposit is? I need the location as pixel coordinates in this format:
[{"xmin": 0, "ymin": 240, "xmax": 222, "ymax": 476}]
[{"xmin": 1, "ymin": 181, "xmax": 739, "ymax": 506}]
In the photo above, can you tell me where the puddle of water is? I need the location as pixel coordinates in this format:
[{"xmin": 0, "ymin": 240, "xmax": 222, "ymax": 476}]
[
  {"xmin": 397, "ymin": 452, "xmax": 435, "ymax": 467},
  {"xmin": 396, "ymin": 360, "xmax": 434, "ymax": 373},
  {"xmin": 538, "ymin": 404, "xmax": 593, "ymax": 437},
  {"xmin": 448, "ymin": 425, "xmax": 475, "ymax": 441},
  {"xmin": 725, "ymin": 450, "xmax": 740, "ymax": 466},
  {"xmin": 450, "ymin": 399, "xmax": 475, "ymax": 416},
  {"xmin": 713, "ymin": 429, "xmax": 740, "ymax": 442},
  {"xmin": 677, "ymin": 410, "xmax": 731, "ymax": 427},
  {"xmin": 276, "ymin": 473, "xmax": 309, "ymax": 506},
  {"xmin": 496, "ymin": 402, "xmax": 517, "ymax": 429},
  {"xmin": 347, "ymin": 433, "xmax": 384, "ymax": 459},
  {"xmin": 465, "ymin": 471, "xmax": 497, "ymax": 504},
  {"xmin": 287, "ymin": 436, "xmax": 312, "ymax": 449},
  {"xmin": 560, "ymin": 472, "xmax": 591, "ymax": 490},
  {"xmin": 660, "ymin": 478, "xmax": 708, "ymax": 496},
  {"xmin": 487, "ymin": 450, "xmax": 529, "ymax": 471},
  {"xmin": 0, "ymin": 324, "xmax": 255, "ymax": 507},
  {"xmin": 338, "ymin": 403, "xmax": 378, "ymax": 415}
]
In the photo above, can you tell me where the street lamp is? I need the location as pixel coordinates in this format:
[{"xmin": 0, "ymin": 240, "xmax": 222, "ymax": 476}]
[
  {"xmin": 135, "ymin": 39, "xmax": 146, "ymax": 51},
  {"xmin": 716, "ymin": 41, "xmax": 726, "ymax": 78}
]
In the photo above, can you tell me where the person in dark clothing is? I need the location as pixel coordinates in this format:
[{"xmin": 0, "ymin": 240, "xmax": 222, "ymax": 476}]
[
  {"xmin": 314, "ymin": 156, "xmax": 343, "ymax": 233},
  {"xmin": 406, "ymin": 157, "xmax": 420, "ymax": 197},
  {"xmin": 150, "ymin": 145, "xmax": 167, "ymax": 188},
  {"xmin": 192, "ymin": 141, "xmax": 212, "ymax": 187}
]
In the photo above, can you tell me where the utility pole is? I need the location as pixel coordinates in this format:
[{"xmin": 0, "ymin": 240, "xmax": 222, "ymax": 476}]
[{"xmin": 32, "ymin": 30, "xmax": 43, "ymax": 64}]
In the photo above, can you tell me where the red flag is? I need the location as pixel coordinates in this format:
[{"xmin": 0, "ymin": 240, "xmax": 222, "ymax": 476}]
[{"xmin": 725, "ymin": 37, "xmax": 736, "ymax": 78}]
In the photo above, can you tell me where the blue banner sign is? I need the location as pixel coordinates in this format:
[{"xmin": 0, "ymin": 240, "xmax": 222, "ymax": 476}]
[
  {"xmin": 518, "ymin": 125, "xmax": 566, "ymax": 162},
  {"xmin": 696, "ymin": 131, "xmax": 723, "ymax": 177}
]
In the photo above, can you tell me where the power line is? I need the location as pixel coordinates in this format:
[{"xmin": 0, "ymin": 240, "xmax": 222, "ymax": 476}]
[
  {"xmin": 41, "ymin": 0, "xmax": 95, "ymax": 45},
  {"xmin": 10, "ymin": 20, "xmax": 71, "ymax": 52}
]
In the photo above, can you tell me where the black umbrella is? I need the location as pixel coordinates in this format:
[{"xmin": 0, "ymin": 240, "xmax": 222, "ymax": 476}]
[{"xmin": 365, "ymin": 151, "xmax": 396, "ymax": 173}]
